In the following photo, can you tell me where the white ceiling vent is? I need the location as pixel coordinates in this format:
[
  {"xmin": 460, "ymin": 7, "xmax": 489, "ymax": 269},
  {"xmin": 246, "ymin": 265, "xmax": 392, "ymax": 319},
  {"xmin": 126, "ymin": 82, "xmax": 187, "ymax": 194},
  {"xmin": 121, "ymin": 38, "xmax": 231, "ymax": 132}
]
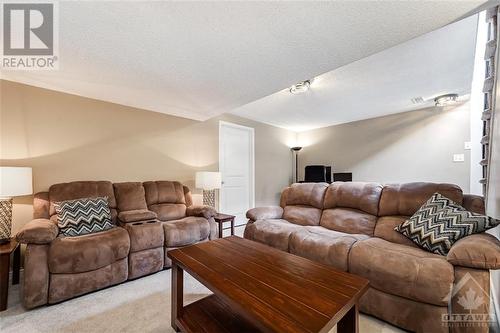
[{"xmin": 411, "ymin": 96, "xmax": 425, "ymax": 104}]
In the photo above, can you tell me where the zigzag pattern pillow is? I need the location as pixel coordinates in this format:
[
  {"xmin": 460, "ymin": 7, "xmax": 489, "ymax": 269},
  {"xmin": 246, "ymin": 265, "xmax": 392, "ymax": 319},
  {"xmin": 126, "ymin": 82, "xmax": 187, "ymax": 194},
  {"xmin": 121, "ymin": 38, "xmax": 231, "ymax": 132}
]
[
  {"xmin": 55, "ymin": 197, "xmax": 114, "ymax": 237},
  {"xmin": 395, "ymin": 193, "xmax": 499, "ymax": 255}
]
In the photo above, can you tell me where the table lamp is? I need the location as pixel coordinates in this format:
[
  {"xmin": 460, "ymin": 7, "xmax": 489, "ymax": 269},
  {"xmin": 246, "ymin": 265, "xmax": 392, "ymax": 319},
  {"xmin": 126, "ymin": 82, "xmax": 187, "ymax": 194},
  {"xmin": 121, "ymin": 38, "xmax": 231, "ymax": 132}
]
[
  {"xmin": 0, "ymin": 167, "xmax": 33, "ymax": 243},
  {"xmin": 195, "ymin": 171, "xmax": 221, "ymax": 209}
]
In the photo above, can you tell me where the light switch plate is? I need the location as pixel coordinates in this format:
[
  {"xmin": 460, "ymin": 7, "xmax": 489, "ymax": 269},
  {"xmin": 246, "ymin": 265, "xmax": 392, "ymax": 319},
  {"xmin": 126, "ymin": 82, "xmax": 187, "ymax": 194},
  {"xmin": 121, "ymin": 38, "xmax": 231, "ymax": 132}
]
[
  {"xmin": 453, "ymin": 154, "xmax": 465, "ymax": 162},
  {"xmin": 464, "ymin": 142, "xmax": 472, "ymax": 150}
]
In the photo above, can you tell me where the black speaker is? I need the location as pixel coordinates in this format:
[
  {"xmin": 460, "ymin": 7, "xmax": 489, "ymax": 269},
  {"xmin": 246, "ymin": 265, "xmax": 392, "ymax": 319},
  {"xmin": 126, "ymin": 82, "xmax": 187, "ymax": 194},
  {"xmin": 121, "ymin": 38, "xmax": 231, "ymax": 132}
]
[
  {"xmin": 325, "ymin": 166, "xmax": 332, "ymax": 183},
  {"xmin": 333, "ymin": 173, "xmax": 352, "ymax": 182},
  {"xmin": 304, "ymin": 165, "xmax": 326, "ymax": 182}
]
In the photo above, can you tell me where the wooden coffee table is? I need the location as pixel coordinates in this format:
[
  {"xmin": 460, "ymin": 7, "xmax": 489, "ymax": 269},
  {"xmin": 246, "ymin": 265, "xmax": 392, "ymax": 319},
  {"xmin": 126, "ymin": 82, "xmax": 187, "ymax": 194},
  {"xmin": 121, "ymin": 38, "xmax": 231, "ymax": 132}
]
[{"xmin": 168, "ymin": 236, "xmax": 369, "ymax": 333}]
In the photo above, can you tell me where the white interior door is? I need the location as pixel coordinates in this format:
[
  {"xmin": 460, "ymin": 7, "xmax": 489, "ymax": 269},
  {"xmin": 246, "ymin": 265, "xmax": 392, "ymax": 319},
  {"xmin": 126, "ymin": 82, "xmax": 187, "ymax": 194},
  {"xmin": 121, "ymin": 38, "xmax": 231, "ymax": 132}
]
[{"xmin": 219, "ymin": 121, "xmax": 255, "ymax": 226}]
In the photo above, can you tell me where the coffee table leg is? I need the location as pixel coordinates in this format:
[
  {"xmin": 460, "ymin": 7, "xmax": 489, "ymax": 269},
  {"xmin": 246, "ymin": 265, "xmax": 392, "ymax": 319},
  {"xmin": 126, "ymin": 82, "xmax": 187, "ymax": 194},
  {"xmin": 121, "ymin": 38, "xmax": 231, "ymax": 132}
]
[
  {"xmin": 171, "ymin": 263, "xmax": 184, "ymax": 332},
  {"xmin": 337, "ymin": 303, "xmax": 359, "ymax": 333},
  {"xmin": 218, "ymin": 222, "xmax": 223, "ymax": 239},
  {"xmin": 13, "ymin": 245, "xmax": 20, "ymax": 285},
  {"xmin": 231, "ymin": 218, "xmax": 235, "ymax": 236},
  {"xmin": 0, "ymin": 253, "xmax": 10, "ymax": 311}
]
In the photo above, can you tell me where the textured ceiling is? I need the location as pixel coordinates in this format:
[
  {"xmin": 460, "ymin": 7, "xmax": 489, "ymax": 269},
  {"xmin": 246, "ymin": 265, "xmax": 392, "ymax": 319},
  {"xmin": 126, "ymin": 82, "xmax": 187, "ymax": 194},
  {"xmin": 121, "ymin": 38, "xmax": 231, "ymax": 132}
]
[
  {"xmin": 231, "ymin": 14, "xmax": 479, "ymax": 131},
  {"xmin": 1, "ymin": 1, "xmax": 485, "ymax": 122}
]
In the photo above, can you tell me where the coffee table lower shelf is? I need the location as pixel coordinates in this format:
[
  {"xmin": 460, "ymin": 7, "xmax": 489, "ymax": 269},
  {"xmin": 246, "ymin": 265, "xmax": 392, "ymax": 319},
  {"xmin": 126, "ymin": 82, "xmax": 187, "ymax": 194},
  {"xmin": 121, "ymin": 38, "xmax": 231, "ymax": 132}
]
[{"xmin": 176, "ymin": 294, "xmax": 261, "ymax": 333}]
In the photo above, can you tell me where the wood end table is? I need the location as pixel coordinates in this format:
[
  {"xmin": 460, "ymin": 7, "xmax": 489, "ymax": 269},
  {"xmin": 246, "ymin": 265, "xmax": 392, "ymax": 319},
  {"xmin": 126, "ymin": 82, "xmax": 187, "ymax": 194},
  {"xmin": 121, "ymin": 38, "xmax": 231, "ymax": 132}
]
[
  {"xmin": 0, "ymin": 238, "xmax": 20, "ymax": 311},
  {"xmin": 213, "ymin": 213, "xmax": 236, "ymax": 238}
]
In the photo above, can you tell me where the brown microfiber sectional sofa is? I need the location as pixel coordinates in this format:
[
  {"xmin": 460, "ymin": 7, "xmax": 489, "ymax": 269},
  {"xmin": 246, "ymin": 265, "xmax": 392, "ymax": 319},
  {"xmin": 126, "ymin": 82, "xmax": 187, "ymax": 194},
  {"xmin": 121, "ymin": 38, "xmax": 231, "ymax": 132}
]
[
  {"xmin": 244, "ymin": 182, "xmax": 500, "ymax": 333},
  {"xmin": 16, "ymin": 180, "xmax": 217, "ymax": 309}
]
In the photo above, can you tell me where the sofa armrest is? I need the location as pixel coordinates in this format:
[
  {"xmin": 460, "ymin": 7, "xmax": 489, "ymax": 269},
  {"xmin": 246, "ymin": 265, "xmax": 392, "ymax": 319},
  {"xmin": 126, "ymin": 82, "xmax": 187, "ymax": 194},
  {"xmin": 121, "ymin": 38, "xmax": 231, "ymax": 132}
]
[
  {"xmin": 447, "ymin": 233, "xmax": 500, "ymax": 269},
  {"xmin": 186, "ymin": 205, "xmax": 217, "ymax": 219},
  {"xmin": 246, "ymin": 206, "xmax": 283, "ymax": 222},
  {"xmin": 16, "ymin": 219, "xmax": 59, "ymax": 244}
]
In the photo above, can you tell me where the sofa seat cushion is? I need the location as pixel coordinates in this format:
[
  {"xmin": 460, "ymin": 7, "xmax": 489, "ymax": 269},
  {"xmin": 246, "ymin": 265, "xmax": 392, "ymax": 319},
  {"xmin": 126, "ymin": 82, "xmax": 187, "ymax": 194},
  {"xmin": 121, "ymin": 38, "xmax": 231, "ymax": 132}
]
[
  {"xmin": 349, "ymin": 238, "xmax": 454, "ymax": 306},
  {"xmin": 243, "ymin": 219, "xmax": 303, "ymax": 251},
  {"xmin": 118, "ymin": 209, "xmax": 157, "ymax": 223},
  {"xmin": 162, "ymin": 217, "xmax": 210, "ymax": 247},
  {"xmin": 48, "ymin": 227, "xmax": 130, "ymax": 274},
  {"xmin": 289, "ymin": 226, "xmax": 369, "ymax": 271}
]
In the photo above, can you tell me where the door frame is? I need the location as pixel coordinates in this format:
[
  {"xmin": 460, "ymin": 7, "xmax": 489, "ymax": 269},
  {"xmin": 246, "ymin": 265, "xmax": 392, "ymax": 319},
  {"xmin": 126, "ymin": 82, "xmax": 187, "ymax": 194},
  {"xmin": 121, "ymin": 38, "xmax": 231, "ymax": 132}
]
[{"xmin": 218, "ymin": 121, "xmax": 255, "ymax": 219}]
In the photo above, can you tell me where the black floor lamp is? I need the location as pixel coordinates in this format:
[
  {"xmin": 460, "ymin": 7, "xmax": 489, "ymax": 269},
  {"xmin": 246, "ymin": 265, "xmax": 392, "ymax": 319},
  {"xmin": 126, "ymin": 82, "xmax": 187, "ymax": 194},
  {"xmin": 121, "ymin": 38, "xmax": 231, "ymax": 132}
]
[{"xmin": 291, "ymin": 146, "xmax": 302, "ymax": 183}]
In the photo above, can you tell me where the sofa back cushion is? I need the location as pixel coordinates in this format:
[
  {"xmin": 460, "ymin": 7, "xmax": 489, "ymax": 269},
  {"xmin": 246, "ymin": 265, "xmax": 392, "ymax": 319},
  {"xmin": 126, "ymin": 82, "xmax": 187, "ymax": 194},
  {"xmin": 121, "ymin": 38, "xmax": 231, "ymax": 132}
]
[
  {"xmin": 375, "ymin": 182, "xmax": 463, "ymax": 245},
  {"xmin": 374, "ymin": 216, "xmax": 419, "ymax": 247},
  {"xmin": 48, "ymin": 181, "xmax": 117, "ymax": 223},
  {"xmin": 282, "ymin": 183, "xmax": 327, "ymax": 226},
  {"xmin": 143, "ymin": 181, "xmax": 187, "ymax": 221},
  {"xmin": 323, "ymin": 182, "xmax": 382, "ymax": 214},
  {"xmin": 378, "ymin": 182, "xmax": 463, "ymax": 217},
  {"xmin": 113, "ymin": 182, "xmax": 148, "ymax": 211},
  {"xmin": 462, "ymin": 194, "xmax": 486, "ymax": 214},
  {"xmin": 320, "ymin": 182, "xmax": 383, "ymax": 236},
  {"xmin": 285, "ymin": 183, "xmax": 327, "ymax": 208},
  {"xmin": 283, "ymin": 206, "xmax": 323, "ymax": 226}
]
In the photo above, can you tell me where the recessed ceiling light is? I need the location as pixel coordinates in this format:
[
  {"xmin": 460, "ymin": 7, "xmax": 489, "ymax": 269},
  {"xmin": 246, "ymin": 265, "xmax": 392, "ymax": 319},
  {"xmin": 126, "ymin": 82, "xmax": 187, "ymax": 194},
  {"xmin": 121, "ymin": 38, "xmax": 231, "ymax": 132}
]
[
  {"xmin": 434, "ymin": 93, "xmax": 459, "ymax": 106},
  {"xmin": 289, "ymin": 80, "xmax": 311, "ymax": 94}
]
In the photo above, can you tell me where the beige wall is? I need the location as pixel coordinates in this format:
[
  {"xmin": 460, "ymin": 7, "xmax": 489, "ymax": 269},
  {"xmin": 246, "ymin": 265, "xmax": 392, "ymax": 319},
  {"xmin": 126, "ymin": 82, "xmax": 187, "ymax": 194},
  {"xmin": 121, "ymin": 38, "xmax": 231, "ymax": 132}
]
[
  {"xmin": 0, "ymin": 80, "xmax": 294, "ymax": 233},
  {"xmin": 0, "ymin": 79, "xmax": 474, "ymax": 234},
  {"xmin": 297, "ymin": 102, "xmax": 471, "ymax": 192}
]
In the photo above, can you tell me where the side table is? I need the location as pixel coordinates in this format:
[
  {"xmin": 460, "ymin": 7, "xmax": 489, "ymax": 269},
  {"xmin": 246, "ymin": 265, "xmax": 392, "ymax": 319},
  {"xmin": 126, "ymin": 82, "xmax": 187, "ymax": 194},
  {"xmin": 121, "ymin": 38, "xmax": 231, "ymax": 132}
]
[
  {"xmin": 213, "ymin": 213, "xmax": 236, "ymax": 238},
  {"xmin": 0, "ymin": 238, "xmax": 20, "ymax": 311}
]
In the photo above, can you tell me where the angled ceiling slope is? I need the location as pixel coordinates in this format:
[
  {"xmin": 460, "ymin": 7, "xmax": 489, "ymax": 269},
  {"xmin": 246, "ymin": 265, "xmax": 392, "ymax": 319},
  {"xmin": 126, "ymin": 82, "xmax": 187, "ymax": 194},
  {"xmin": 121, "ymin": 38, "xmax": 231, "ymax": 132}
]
[
  {"xmin": 231, "ymin": 14, "xmax": 479, "ymax": 131},
  {"xmin": 1, "ymin": 1, "xmax": 485, "ymax": 121}
]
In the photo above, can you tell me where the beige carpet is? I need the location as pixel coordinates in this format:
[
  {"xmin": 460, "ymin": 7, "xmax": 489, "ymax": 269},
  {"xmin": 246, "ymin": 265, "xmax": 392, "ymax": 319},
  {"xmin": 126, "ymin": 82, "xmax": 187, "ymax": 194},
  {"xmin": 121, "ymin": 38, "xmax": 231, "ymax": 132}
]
[{"xmin": 0, "ymin": 268, "xmax": 404, "ymax": 333}]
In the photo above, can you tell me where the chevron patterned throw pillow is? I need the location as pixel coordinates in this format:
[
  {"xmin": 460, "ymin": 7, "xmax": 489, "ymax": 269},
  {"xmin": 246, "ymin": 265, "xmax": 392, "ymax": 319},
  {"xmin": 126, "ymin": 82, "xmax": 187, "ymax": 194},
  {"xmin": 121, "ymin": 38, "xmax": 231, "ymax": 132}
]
[
  {"xmin": 395, "ymin": 193, "xmax": 499, "ymax": 255},
  {"xmin": 55, "ymin": 197, "xmax": 114, "ymax": 237}
]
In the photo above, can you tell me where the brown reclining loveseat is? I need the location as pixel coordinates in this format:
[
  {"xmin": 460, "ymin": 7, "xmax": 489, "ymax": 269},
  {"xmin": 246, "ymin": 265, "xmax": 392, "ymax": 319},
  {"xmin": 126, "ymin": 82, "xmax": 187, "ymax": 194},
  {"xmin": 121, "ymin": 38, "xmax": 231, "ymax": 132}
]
[
  {"xmin": 16, "ymin": 180, "xmax": 217, "ymax": 309},
  {"xmin": 244, "ymin": 182, "xmax": 500, "ymax": 333}
]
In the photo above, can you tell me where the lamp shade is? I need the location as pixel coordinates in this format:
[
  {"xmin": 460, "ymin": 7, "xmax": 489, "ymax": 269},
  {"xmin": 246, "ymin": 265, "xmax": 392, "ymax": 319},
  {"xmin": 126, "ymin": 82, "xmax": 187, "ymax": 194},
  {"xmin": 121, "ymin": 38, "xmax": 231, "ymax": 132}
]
[
  {"xmin": 0, "ymin": 167, "xmax": 33, "ymax": 198},
  {"xmin": 195, "ymin": 171, "xmax": 221, "ymax": 190}
]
